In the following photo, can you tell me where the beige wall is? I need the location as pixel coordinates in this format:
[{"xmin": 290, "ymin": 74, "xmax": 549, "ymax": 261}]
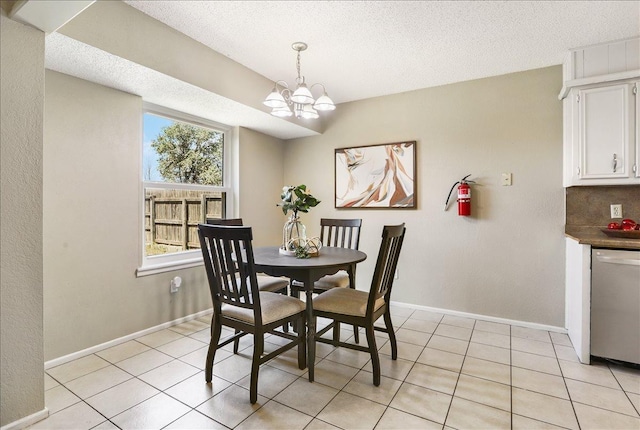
[
  {"xmin": 0, "ymin": 14, "xmax": 45, "ymax": 426},
  {"xmin": 284, "ymin": 66, "xmax": 565, "ymax": 327},
  {"xmin": 236, "ymin": 127, "xmax": 286, "ymax": 246},
  {"xmin": 43, "ymin": 71, "xmax": 285, "ymax": 361}
]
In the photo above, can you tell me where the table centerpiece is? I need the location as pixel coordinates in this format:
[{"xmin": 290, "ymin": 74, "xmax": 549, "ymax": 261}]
[{"xmin": 278, "ymin": 184, "xmax": 321, "ymax": 257}]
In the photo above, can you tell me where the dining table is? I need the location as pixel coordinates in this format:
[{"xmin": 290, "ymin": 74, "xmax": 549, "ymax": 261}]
[{"xmin": 252, "ymin": 246, "xmax": 367, "ymax": 382}]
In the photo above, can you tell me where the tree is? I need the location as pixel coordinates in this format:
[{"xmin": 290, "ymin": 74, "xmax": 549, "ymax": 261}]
[{"xmin": 151, "ymin": 122, "xmax": 223, "ymax": 185}]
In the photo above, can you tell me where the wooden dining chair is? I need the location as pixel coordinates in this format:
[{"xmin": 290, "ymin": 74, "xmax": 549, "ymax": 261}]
[
  {"xmin": 310, "ymin": 224, "xmax": 406, "ymax": 386},
  {"xmin": 198, "ymin": 224, "xmax": 306, "ymax": 403},
  {"xmin": 206, "ymin": 218, "xmax": 290, "ymax": 295},
  {"xmin": 206, "ymin": 218, "xmax": 291, "ymax": 337},
  {"xmin": 298, "ymin": 218, "xmax": 362, "ymax": 291},
  {"xmin": 291, "ymin": 218, "xmax": 362, "ymax": 341}
]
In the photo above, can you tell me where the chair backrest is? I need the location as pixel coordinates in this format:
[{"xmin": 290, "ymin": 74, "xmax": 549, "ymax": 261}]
[
  {"xmin": 320, "ymin": 218, "xmax": 362, "ymax": 250},
  {"xmin": 367, "ymin": 224, "xmax": 406, "ymax": 314},
  {"xmin": 198, "ymin": 224, "xmax": 263, "ymax": 324},
  {"xmin": 205, "ymin": 218, "xmax": 243, "ymax": 226}
]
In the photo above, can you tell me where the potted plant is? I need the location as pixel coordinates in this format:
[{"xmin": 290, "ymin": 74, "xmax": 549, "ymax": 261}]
[{"xmin": 278, "ymin": 185, "xmax": 320, "ymax": 255}]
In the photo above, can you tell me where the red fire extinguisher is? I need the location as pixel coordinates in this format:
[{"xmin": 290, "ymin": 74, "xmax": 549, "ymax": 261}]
[{"xmin": 445, "ymin": 174, "xmax": 475, "ymax": 216}]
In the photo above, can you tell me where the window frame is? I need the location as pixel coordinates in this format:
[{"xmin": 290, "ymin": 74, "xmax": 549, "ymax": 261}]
[{"xmin": 136, "ymin": 102, "xmax": 233, "ymax": 277}]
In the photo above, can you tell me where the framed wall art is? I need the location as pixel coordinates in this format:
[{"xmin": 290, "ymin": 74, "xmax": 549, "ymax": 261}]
[{"xmin": 335, "ymin": 141, "xmax": 416, "ymax": 209}]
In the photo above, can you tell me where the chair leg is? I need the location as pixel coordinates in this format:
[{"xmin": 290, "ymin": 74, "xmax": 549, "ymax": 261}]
[
  {"xmin": 330, "ymin": 315, "xmax": 358, "ymax": 346},
  {"xmin": 250, "ymin": 333, "xmax": 264, "ymax": 404},
  {"xmin": 206, "ymin": 318, "xmax": 222, "ymax": 383},
  {"xmin": 281, "ymin": 286, "xmax": 290, "ymax": 333},
  {"xmin": 233, "ymin": 329, "xmax": 241, "ymax": 354},
  {"xmin": 297, "ymin": 314, "xmax": 306, "ymax": 369},
  {"xmin": 289, "ymin": 284, "xmax": 302, "ymax": 334},
  {"xmin": 365, "ymin": 324, "xmax": 380, "ymax": 386},
  {"xmin": 349, "ymin": 284, "xmax": 360, "ymax": 344},
  {"xmin": 308, "ymin": 316, "xmax": 318, "ymax": 381},
  {"xmin": 383, "ymin": 310, "xmax": 397, "ymax": 360}
]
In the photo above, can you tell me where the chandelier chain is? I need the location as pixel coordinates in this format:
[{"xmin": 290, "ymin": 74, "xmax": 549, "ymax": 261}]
[{"xmin": 296, "ymin": 50, "xmax": 302, "ymax": 82}]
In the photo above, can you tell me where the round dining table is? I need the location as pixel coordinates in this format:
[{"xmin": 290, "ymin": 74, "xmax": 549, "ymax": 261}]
[{"xmin": 252, "ymin": 246, "xmax": 367, "ymax": 382}]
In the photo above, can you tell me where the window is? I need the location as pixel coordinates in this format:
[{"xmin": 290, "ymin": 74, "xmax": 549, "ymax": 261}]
[{"xmin": 137, "ymin": 103, "xmax": 232, "ymax": 276}]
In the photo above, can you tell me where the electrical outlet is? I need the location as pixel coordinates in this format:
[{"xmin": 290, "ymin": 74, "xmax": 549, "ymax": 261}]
[
  {"xmin": 170, "ymin": 276, "xmax": 182, "ymax": 293},
  {"xmin": 610, "ymin": 204, "xmax": 622, "ymax": 219},
  {"xmin": 501, "ymin": 173, "xmax": 512, "ymax": 186}
]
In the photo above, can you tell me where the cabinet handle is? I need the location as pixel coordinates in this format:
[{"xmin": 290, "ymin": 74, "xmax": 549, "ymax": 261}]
[{"xmin": 612, "ymin": 154, "xmax": 617, "ymax": 172}]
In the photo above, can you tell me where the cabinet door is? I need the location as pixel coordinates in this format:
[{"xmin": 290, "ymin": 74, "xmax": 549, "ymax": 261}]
[
  {"xmin": 636, "ymin": 82, "xmax": 639, "ymax": 178},
  {"xmin": 578, "ymin": 84, "xmax": 633, "ymax": 179}
]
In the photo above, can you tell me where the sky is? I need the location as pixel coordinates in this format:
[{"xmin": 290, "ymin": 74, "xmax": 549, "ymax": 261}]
[{"xmin": 143, "ymin": 113, "xmax": 173, "ymax": 181}]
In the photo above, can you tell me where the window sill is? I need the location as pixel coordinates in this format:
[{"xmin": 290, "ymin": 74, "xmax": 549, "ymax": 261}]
[{"xmin": 136, "ymin": 256, "xmax": 203, "ymax": 277}]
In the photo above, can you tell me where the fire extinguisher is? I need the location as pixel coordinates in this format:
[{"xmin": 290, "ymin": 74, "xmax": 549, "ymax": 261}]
[{"xmin": 445, "ymin": 174, "xmax": 475, "ymax": 216}]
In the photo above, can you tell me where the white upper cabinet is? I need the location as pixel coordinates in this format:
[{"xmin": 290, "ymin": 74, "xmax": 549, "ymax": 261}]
[
  {"xmin": 576, "ymin": 83, "xmax": 634, "ymax": 179},
  {"xmin": 561, "ymin": 37, "xmax": 640, "ymax": 186}
]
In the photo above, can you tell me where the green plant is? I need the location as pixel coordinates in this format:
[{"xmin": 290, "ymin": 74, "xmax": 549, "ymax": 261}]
[
  {"xmin": 278, "ymin": 184, "xmax": 320, "ymax": 217},
  {"xmin": 151, "ymin": 122, "xmax": 223, "ymax": 185},
  {"xmin": 293, "ymin": 244, "xmax": 310, "ymax": 259}
]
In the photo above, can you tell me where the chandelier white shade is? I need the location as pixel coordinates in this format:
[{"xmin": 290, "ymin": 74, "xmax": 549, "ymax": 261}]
[
  {"xmin": 263, "ymin": 42, "xmax": 335, "ymax": 119},
  {"xmin": 264, "ymin": 91, "xmax": 287, "ymax": 109}
]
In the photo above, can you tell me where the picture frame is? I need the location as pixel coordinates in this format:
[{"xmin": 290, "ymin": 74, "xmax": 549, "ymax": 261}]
[{"xmin": 335, "ymin": 141, "xmax": 416, "ymax": 209}]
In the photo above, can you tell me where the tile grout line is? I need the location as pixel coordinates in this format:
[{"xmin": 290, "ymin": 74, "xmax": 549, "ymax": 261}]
[
  {"xmin": 234, "ymin": 342, "xmax": 332, "ymax": 426},
  {"xmin": 437, "ymin": 315, "xmax": 472, "ymax": 428},
  {"xmin": 51, "ymin": 330, "xmax": 223, "ymax": 428},
  {"xmin": 315, "ymin": 320, "xmax": 402, "ymax": 429},
  {"xmin": 39, "ymin": 314, "xmax": 639, "ymax": 430},
  {"xmin": 570, "ymin": 358, "xmax": 640, "ymax": 419},
  {"xmin": 370, "ymin": 308, "xmax": 427, "ymax": 429},
  {"xmin": 553, "ymin": 337, "xmax": 583, "ymax": 430},
  {"xmin": 606, "ymin": 359, "xmax": 640, "ymax": 417},
  {"xmin": 41, "ymin": 385, "xmax": 113, "ymax": 429}
]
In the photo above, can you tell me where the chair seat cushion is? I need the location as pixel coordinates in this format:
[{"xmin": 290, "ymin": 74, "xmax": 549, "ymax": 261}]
[
  {"xmin": 256, "ymin": 275, "xmax": 289, "ymax": 292},
  {"xmin": 314, "ymin": 271, "xmax": 350, "ymax": 290},
  {"xmin": 312, "ymin": 287, "xmax": 385, "ymax": 317},
  {"xmin": 291, "ymin": 270, "xmax": 350, "ymax": 290},
  {"xmin": 222, "ymin": 292, "xmax": 305, "ymax": 325}
]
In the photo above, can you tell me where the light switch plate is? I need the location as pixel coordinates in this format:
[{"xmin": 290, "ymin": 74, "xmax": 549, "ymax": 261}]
[{"xmin": 501, "ymin": 173, "xmax": 512, "ymax": 186}]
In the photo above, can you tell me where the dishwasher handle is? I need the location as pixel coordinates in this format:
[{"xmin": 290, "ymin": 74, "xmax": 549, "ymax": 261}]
[{"xmin": 595, "ymin": 253, "xmax": 640, "ymax": 266}]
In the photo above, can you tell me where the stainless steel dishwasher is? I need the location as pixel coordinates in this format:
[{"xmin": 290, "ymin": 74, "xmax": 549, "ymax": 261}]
[{"xmin": 591, "ymin": 248, "xmax": 640, "ymax": 365}]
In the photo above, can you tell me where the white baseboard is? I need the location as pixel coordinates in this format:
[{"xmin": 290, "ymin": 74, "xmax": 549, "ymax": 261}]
[
  {"xmin": 45, "ymin": 309, "xmax": 213, "ymax": 369},
  {"xmin": 0, "ymin": 408, "xmax": 49, "ymax": 430},
  {"xmin": 390, "ymin": 300, "xmax": 567, "ymax": 333}
]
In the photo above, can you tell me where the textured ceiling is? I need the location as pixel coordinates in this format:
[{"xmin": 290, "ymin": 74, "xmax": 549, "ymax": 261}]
[
  {"xmin": 124, "ymin": 1, "xmax": 640, "ymax": 104},
  {"xmin": 44, "ymin": 1, "xmax": 639, "ymax": 139},
  {"xmin": 45, "ymin": 33, "xmax": 317, "ymax": 139}
]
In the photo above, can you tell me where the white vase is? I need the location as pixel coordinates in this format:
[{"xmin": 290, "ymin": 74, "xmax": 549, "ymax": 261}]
[{"xmin": 282, "ymin": 214, "xmax": 306, "ymax": 251}]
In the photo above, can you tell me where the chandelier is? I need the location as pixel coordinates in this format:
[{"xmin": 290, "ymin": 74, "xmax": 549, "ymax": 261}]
[{"xmin": 263, "ymin": 42, "xmax": 336, "ymax": 119}]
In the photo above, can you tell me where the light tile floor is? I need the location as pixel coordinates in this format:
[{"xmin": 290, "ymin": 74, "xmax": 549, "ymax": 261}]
[{"xmin": 33, "ymin": 306, "xmax": 640, "ymax": 429}]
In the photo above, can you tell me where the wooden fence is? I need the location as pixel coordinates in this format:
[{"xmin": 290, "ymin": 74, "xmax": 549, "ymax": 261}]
[{"xmin": 144, "ymin": 190, "xmax": 225, "ymax": 254}]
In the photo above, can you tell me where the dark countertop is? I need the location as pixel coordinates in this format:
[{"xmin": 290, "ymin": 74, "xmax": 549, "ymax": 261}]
[{"xmin": 565, "ymin": 226, "xmax": 640, "ymax": 250}]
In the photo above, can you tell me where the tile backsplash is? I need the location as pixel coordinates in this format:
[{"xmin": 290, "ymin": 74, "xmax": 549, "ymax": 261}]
[{"xmin": 566, "ymin": 185, "xmax": 640, "ymax": 226}]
